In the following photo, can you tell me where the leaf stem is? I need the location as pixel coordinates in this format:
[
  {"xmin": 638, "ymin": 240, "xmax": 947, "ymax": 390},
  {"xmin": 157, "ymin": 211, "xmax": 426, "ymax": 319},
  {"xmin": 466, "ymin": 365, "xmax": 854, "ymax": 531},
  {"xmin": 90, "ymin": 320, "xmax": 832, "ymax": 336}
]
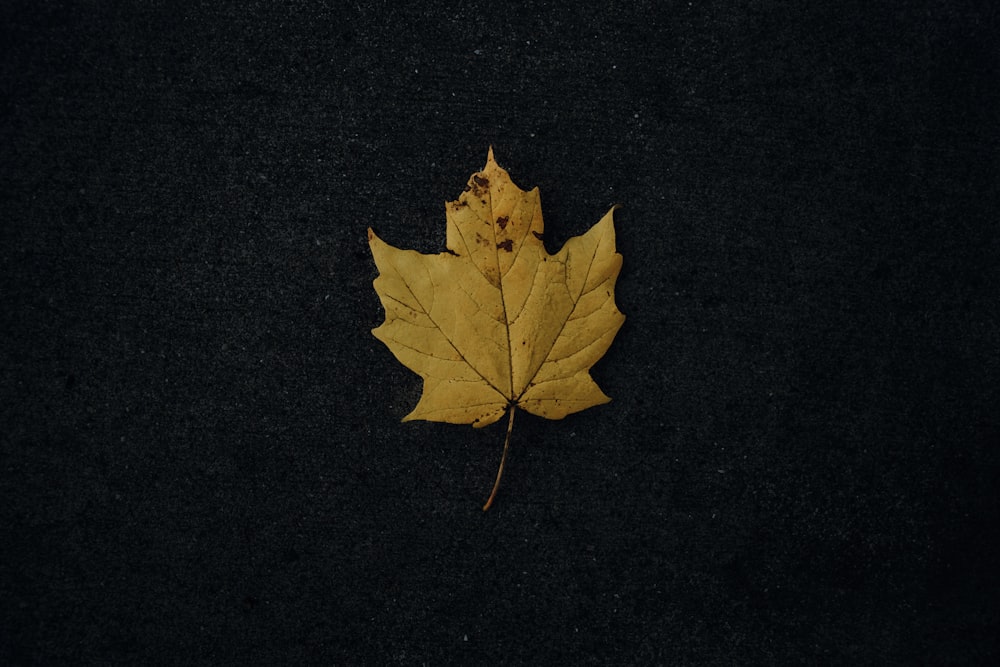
[{"xmin": 482, "ymin": 405, "xmax": 516, "ymax": 511}]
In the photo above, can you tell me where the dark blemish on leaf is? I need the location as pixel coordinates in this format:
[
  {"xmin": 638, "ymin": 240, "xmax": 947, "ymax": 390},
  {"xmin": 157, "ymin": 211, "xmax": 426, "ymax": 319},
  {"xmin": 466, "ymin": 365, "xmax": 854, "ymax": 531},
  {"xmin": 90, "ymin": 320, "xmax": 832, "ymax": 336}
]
[
  {"xmin": 532, "ymin": 231, "xmax": 544, "ymax": 240},
  {"xmin": 444, "ymin": 248, "xmax": 458, "ymax": 256},
  {"xmin": 497, "ymin": 239, "xmax": 513, "ymax": 252},
  {"xmin": 496, "ymin": 216, "xmax": 508, "ymax": 230},
  {"xmin": 453, "ymin": 199, "xmax": 468, "ymax": 208},
  {"xmin": 521, "ymin": 340, "xmax": 526, "ymax": 346},
  {"xmin": 469, "ymin": 174, "xmax": 490, "ymax": 198}
]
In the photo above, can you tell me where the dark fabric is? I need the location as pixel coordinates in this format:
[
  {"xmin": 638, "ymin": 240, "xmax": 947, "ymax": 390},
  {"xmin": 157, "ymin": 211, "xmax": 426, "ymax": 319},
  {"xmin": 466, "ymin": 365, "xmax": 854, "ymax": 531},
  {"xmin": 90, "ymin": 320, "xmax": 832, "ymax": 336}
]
[{"xmin": 2, "ymin": 1, "xmax": 998, "ymax": 663}]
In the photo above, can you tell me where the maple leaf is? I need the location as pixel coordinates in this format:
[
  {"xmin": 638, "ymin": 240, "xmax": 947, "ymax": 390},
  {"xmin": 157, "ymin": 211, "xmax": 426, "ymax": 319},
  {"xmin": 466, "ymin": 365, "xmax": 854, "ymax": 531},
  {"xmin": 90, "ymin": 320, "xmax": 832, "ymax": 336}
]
[{"xmin": 368, "ymin": 148, "xmax": 624, "ymax": 508}]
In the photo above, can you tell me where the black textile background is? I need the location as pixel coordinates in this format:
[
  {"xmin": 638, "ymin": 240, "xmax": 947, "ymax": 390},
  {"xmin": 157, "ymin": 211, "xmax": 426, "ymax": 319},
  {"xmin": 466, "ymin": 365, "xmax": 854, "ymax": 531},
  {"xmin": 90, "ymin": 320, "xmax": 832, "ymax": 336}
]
[{"xmin": 2, "ymin": 1, "xmax": 998, "ymax": 664}]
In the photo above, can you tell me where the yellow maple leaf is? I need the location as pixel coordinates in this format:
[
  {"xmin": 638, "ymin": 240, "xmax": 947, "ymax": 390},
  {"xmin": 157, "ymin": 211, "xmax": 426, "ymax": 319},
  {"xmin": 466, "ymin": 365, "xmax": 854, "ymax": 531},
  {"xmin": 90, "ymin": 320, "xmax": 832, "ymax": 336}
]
[{"xmin": 368, "ymin": 148, "xmax": 624, "ymax": 508}]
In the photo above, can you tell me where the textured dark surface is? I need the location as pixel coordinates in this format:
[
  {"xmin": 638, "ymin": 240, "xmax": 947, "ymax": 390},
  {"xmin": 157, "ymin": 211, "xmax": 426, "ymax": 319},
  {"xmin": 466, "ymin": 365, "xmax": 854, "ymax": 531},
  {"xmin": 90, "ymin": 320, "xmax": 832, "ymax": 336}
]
[{"xmin": 2, "ymin": 1, "xmax": 998, "ymax": 664}]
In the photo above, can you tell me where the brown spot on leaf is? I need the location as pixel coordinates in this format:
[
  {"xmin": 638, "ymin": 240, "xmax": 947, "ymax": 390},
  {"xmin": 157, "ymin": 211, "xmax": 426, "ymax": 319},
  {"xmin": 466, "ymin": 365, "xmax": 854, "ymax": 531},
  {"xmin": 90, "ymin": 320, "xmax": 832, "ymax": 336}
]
[
  {"xmin": 532, "ymin": 231, "xmax": 544, "ymax": 241},
  {"xmin": 497, "ymin": 239, "xmax": 513, "ymax": 252},
  {"xmin": 469, "ymin": 174, "xmax": 490, "ymax": 198},
  {"xmin": 496, "ymin": 216, "xmax": 509, "ymax": 230}
]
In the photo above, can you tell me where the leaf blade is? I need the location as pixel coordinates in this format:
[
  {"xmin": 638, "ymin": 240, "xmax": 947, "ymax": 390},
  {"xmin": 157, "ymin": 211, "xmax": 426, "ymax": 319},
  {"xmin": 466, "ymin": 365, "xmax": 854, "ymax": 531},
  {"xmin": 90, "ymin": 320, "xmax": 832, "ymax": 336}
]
[{"xmin": 368, "ymin": 152, "xmax": 624, "ymax": 426}]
